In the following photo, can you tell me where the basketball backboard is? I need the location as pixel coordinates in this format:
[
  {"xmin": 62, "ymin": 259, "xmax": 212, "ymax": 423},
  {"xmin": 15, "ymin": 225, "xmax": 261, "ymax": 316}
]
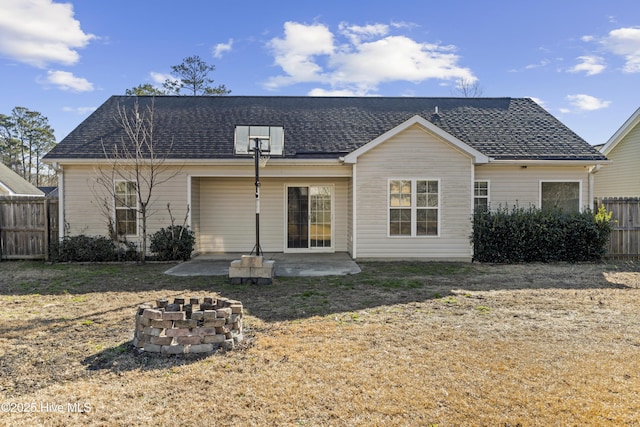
[{"xmin": 234, "ymin": 125, "xmax": 284, "ymax": 156}]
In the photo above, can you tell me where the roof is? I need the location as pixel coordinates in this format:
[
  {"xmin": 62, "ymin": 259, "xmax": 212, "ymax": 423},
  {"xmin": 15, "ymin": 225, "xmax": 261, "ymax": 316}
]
[
  {"xmin": 38, "ymin": 186, "xmax": 58, "ymax": 197},
  {"xmin": 0, "ymin": 163, "xmax": 44, "ymax": 196},
  {"xmin": 44, "ymin": 96, "xmax": 607, "ymax": 162},
  {"xmin": 599, "ymin": 106, "xmax": 640, "ymax": 156}
]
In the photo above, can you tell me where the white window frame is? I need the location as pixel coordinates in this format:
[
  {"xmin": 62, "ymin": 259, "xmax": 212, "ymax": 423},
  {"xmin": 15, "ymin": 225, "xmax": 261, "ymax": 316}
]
[
  {"xmin": 474, "ymin": 180, "xmax": 490, "ymax": 211},
  {"xmin": 388, "ymin": 178, "xmax": 440, "ymax": 238},
  {"xmin": 284, "ymin": 184, "xmax": 335, "ymax": 253},
  {"xmin": 539, "ymin": 180, "xmax": 582, "ymax": 213},
  {"xmin": 114, "ymin": 180, "xmax": 139, "ymax": 236}
]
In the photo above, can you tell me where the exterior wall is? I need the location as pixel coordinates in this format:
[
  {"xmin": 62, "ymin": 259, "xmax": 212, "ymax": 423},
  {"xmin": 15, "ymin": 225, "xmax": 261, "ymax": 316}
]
[
  {"xmin": 347, "ymin": 177, "xmax": 354, "ymax": 256},
  {"xmin": 59, "ymin": 153, "xmax": 594, "ymax": 259},
  {"xmin": 354, "ymin": 124, "xmax": 475, "ymax": 260},
  {"xmin": 475, "ymin": 165, "xmax": 592, "ymax": 210},
  {"xmin": 62, "ymin": 164, "xmax": 191, "ymax": 248},
  {"xmin": 60, "ymin": 163, "xmax": 350, "ymax": 254},
  {"xmin": 191, "ymin": 177, "xmax": 201, "ymax": 250},
  {"xmin": 196, "ymin": 177, "xmax": 350, "ymax": 253},
  {"xmin": 594, "ymin": 123, "xmax": 640, "ymax": 197}
]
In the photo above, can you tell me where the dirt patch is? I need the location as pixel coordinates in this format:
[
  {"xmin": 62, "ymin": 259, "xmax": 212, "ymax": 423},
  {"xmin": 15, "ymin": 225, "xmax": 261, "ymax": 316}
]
[{"xmin": 0, "ymin": 260, "xmax": 639, "ymax": 425}]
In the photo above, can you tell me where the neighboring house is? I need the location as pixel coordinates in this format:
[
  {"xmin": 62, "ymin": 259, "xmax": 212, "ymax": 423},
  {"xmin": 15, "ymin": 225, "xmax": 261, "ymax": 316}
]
[
  {"xmin": 38, "ymin": 186, "xmax": 58, "ymax": 197},
  {"xmin": 594, "ymin": 106, "xmax": 640, "ymax": 198},
  {"xmin": 0, "ymin": 162, "xmax": 44, "ymax": 197},
  {"xmin": 43, "ymin": 96, "xmax": 607, "ymax": 260}
]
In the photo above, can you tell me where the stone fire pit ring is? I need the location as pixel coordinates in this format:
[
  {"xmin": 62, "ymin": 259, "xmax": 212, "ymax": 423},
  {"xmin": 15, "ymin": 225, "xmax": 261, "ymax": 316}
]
[{"xmin": 133, "ymin": 296, "xmax": 244, "ymax": 355}]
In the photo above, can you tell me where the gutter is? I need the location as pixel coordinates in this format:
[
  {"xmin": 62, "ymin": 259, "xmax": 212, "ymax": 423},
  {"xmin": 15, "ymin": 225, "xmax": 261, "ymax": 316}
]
[
  {"xmin": 476, "ymin": 158, "xmax": 608, "ymax": 211},
  {"xmin": 42, "ymin": 157, "xmax": 346, "ymax": 166},
  {"xmin": 480, "ymin": 159, "xmax": 611, "ymax": 167}
]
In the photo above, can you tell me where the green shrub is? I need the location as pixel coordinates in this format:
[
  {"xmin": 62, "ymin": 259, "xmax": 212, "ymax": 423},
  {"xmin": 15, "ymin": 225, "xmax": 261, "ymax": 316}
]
[
  {"xmin": 150, "ymin": 225, "xmax": 195, "ymax": 261},
  {"xmin": 52, "ymin": 235, "xmax": 139, "ymax": 262},
  {"xmin": 472, "ymin": 206, "xmax": 612, "ymax": 263}
]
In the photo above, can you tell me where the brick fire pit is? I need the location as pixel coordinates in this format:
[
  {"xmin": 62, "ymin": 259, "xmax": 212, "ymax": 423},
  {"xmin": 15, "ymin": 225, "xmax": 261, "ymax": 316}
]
[{"xmin": 133, "ymin": 296, "xmax": 244, "ymax": 355}]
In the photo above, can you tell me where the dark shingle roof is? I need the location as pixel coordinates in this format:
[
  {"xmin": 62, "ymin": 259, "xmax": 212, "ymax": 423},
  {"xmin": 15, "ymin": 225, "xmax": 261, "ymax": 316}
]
[{"xmin": 44, "ymin": 96, "xmax": 606, "ymax": 162}]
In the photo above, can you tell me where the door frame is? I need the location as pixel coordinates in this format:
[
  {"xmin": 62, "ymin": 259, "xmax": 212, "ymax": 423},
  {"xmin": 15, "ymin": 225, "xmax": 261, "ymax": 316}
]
[{"xmin": 284, "ymin": 183, "xmax": 335, "ymax": 253}]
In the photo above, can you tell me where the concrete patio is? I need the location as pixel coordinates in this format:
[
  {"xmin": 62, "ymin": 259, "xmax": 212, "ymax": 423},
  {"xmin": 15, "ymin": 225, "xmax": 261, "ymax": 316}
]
[{"xmin": 164, "ymin": 252, "xmax": 362, "ymax": 277}]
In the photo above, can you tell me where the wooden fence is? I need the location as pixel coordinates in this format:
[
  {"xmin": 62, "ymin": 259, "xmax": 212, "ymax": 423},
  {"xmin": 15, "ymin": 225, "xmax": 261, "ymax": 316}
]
[
  {"xmin": 595, "ymin": 197, "xmax": 640, "ymax": 259},
  {"xmin": 0, "ymin": 196, "xmax": 58, "ymax": 261}
]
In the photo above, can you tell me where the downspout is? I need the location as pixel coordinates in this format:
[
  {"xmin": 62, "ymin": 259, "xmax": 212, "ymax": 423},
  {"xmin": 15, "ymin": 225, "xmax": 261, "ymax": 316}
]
[{"xmin": 588, "ymin": 164, "xmax": 601, "ymax": 211}]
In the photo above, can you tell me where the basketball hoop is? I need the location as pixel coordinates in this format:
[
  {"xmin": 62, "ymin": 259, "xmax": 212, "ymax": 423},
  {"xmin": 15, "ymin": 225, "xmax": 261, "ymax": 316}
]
[{"xmin": 232, "ymin": 125, "xmax": 284, "ymax": 257}]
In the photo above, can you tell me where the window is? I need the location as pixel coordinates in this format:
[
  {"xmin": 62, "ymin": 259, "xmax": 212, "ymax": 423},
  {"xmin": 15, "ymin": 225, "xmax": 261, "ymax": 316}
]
[
  {"xmin": 540, "ymin": 181, "xmax": 580, "ymax": 213},
  {"xmin": 114, "ymin": 181, "xmax": 137, "ymax": 235},
  {"xmin": 389, "ymin": 179, "xmax": 439, "ymax": 236},
  {"xmin": 474, "ymin": 181, "xmax": 489, "ymax": 211}
]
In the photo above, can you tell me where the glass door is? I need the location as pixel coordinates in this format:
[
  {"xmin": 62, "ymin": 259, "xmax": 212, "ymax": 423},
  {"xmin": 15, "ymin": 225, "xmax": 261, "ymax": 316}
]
[{"xmin": 287, "ymin": 186, "xmax": 333, "ymax": 250}]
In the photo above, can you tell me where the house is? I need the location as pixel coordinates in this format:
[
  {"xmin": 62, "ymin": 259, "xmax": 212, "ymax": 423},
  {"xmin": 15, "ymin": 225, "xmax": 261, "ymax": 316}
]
[
  {"xmin": 593, "ymin": 106, "xmax": 640, "ymax": 198},
  {"xmin": 0, "ymin": 162, "xmax": 44, "ymax": 197},
  {"xmin": 43, "ymin": 96, "xmax": 607, "ymax": 260}
]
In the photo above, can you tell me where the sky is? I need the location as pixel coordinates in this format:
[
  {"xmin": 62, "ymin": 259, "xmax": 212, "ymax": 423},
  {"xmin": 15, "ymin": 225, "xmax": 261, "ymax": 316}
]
[{"xmin": 1, "ymin": 0, "xmax": 640, "ymax": 146}]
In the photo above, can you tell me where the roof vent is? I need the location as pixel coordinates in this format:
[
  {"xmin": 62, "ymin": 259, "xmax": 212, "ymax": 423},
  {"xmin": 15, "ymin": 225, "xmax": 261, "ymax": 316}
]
[{"xmin": 431, "ymin": 106, "xmax": 441, "ymax": 121}]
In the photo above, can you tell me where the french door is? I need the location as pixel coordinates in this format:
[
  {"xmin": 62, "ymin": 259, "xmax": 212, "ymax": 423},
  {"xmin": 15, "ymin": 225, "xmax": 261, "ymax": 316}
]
[{"xmin": 287, "ymin": 185, "xmax": 333, "ymax": 251}]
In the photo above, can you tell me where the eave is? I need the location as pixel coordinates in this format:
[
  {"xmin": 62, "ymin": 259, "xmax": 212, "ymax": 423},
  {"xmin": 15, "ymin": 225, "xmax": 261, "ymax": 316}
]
[
  {"xmin": 43, "ymin": 157, "xmax": 346, "ymax": 167},
  {"xmin": 481, "ymin": 158, "xmax": 611, "ymax": 167}
]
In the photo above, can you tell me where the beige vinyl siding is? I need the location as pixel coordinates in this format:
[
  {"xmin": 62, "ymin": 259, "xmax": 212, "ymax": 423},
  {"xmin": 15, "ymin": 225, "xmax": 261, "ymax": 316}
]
[
  {"xmin": 197, "ymin": 177, "xmax": 349, "ymax": 253},
  {"xmin": 347, "ymin": 177, "xmax": 354, "ymax": 256},
  {"xmin": 475, "ymin": 165, "xmax": 591, "ymax": 210},
  {"xmin": 60, "ymin": 163, "xmax": 350, "ymax": 254},
  {"xmin": 354, "ymin": 124, "xmax": 474, "ymax": 260},
  {"xmin": 63, "ymin": 164, "xmax": 115, "ymax": 236},
  {"xmin": 183, "ymin": 163, "xmax": 350, "ymax": 178},
  {"xmin": 594, "ymin": 124, "xmax": 640, "ymax": 197},
  {"xmin": 191, "ymin": 178, "xmax": 201, "ymax": 251},
  {"xmin": 62, "ymin": 164, "xmax": 190, "ymax": 247}
]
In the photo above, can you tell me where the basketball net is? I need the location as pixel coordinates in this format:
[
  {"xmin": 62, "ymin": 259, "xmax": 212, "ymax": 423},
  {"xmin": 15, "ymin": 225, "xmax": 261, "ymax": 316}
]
[{"xmin": 259, "ymin": 155, "xmax": 270, "ymax": 168}]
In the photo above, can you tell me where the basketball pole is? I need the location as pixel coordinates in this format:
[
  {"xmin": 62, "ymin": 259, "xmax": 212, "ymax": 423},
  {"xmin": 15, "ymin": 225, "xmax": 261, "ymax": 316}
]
[{"xmin": 253, "ymin": 138, "xmax": 262, "ymax": 256}]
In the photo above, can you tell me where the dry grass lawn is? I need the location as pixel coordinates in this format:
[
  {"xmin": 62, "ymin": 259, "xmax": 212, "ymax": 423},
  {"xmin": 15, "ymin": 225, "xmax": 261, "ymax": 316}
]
[{"xmin": 0, "ymin": 260, "xmax": 639, "ymax": 426}]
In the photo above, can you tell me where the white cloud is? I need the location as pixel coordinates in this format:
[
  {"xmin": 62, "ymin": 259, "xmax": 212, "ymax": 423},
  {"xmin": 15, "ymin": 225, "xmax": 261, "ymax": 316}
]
[
  {"xmin": 265, "ymin": 21, "xmax": 475, "ymax": 93},
  {"xmin": 0, "ymin": 0, "xmax": 94, "ymax": 67},
  {"xmin": 566, "ymin": 94, "xmax": 610, "ymax": 111},
  {"xmin": 390, "ymin": 21, "xmax": 418, "ymax": 30},
  {"xmin": 62, "ymin": 106, "xmax": 96, "ymax": 115},
  {"xmin": 508, "ymin": 59, "xmax": 550, "ymax": 72},
  {"xmin": 150, "ymin": 72, "xmax": 172, "ymax": 84},
  {"xmin": 265, "ymin": 21, "xmax": 335, "ymax": 88},
  {"xmin": 213, "ymin": 39, "xmax": 233, "ymax": 58},
  {"xmin": 601, "ymin": 27, "xmax": 640, "ymax": 73},
  {"xmin": 528, "ymin": 97, "xmax": 545, "ymax": 107},
  {"xmin": 308, "ymin": 87, "xmax": 370, "ymax": 96},
  {"xmin": 338, "ymin": 22, "xmax": 389, "ymax": 45},
  {"xmin": 568, "ymin": 55, "xmax": 606, "ymax": 76},
  {"xmin": 44, "ymin": 70, "xmax": 93, "ymax": 92}
]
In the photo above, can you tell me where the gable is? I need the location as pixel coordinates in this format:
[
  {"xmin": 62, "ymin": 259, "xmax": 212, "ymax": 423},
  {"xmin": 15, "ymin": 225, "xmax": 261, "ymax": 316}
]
[
  {"xmin": 342, "ymin": 115, "xmax": 489, "ymax": 164},
  {"xmin": 600, "ymin": 106, "xmax": 640, "ymax": 156}
]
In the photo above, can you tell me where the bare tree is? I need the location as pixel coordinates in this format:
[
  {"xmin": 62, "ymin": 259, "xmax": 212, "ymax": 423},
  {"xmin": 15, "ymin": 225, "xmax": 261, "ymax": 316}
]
[
  {"xmin": 452, "ymin": 77, "xmax": 485, "ymax": 98},
  {"xmin": 91, "ymin": 99, "xmax": 182, "ymax": 262}
]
